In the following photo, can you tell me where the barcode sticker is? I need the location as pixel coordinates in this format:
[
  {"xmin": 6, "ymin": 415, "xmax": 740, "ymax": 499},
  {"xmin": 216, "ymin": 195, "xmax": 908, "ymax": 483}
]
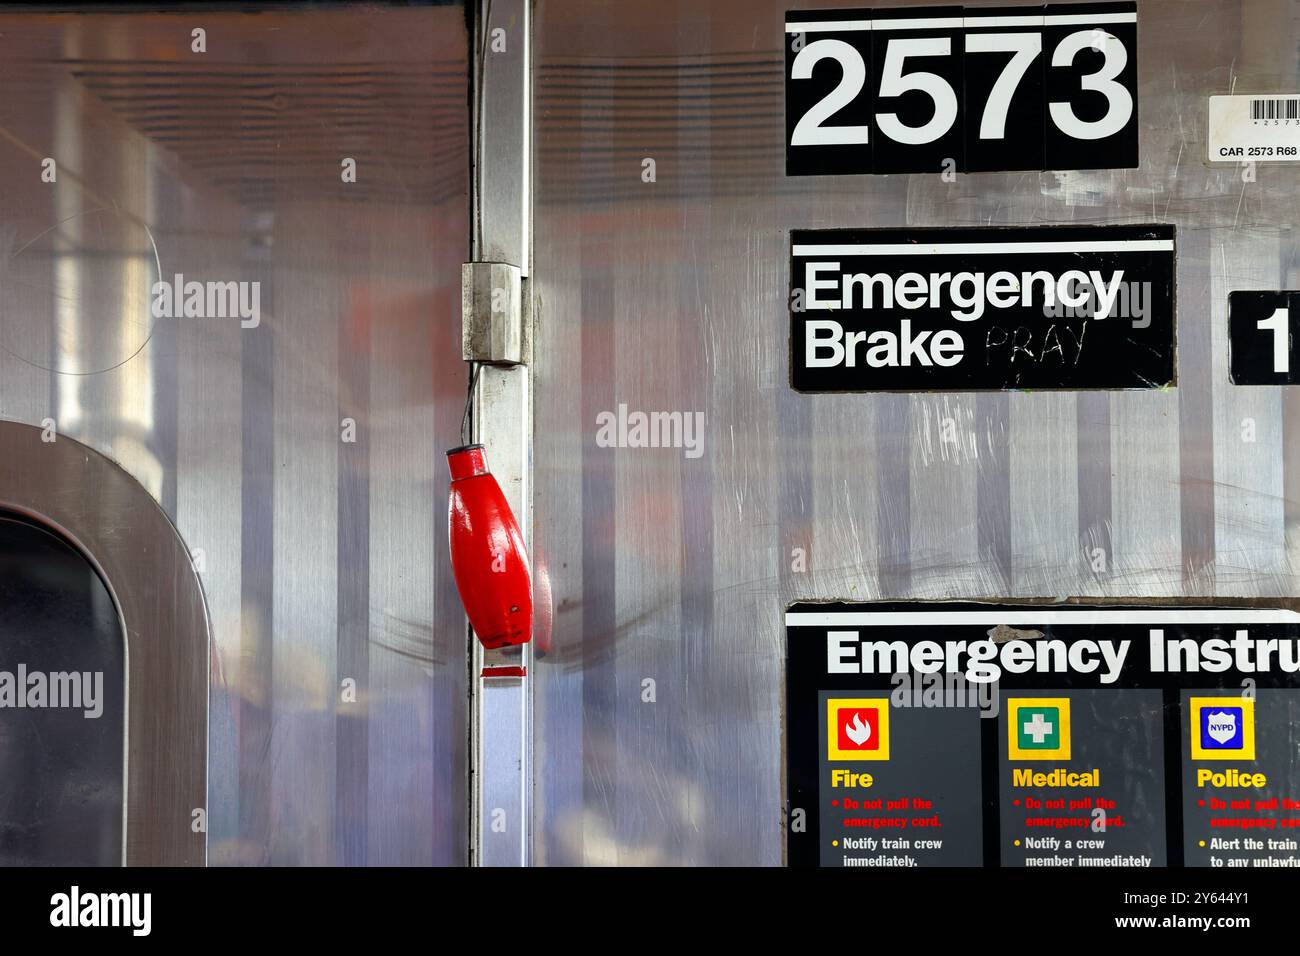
[
  {"xmin": 1250, "ymin": 98, "xmax": 1300, "ymax": 121},
  {"xmin": 1208, "ymin": 94, "xmax": 1300, "ymax": 162}
]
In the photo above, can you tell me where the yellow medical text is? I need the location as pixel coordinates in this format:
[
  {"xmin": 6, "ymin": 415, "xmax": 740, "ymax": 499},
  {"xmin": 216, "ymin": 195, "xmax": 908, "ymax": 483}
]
[{"xmin": 1011, "ymin": 768, "xmax": 1099, "ymax": 787}]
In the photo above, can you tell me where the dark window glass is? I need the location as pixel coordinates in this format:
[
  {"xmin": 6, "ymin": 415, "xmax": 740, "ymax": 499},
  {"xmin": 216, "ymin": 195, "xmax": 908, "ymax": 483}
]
[{"xmin": 0, "ymin": 513, "xmax": 124, "ymax": 865}]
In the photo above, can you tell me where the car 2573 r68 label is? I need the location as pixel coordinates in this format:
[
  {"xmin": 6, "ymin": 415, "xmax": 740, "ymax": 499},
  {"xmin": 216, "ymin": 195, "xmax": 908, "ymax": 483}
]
[
  {"xmin": 789, "ymin": 224, "xmax": 1176, "ymax": 392},
  {"xmin": 1208, "ymin": 95, "xmax": 1300, "ymax": 163}
]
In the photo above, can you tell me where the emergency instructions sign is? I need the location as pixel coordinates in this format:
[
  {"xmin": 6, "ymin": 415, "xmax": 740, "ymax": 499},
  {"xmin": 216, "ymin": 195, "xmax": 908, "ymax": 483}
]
[
  {"xmin": 790, "ymin": 224, "xmax": 1175, "ymax": 391},
  {"xmin": 785, "ymin": 602, "xmax": 1300, "ymax": 868}
]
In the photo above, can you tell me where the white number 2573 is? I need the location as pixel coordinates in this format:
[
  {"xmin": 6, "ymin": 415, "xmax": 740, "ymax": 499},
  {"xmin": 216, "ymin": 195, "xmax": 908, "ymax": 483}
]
[{"xmin": 791, "ymin": 30, "xmax": 1133, "ymax": 147}]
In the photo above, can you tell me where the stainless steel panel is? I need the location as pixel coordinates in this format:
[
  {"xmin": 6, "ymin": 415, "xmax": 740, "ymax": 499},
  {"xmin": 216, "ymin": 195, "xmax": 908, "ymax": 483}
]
[
  {"xmin": 0, "ymin": 7, "xmax": 470, "ymax": 865},
  {"xmin": 477, "ymin": 0, "xmax": 533, "ymax": 274},
  {"xmin": 531, "ymin": 0, "xmax": 1300, "ymax": 864},
  {"xmin": 469, "ymin": 0, "xmax": 534, "ymax": 867},
  {"xmin": 472, "ymin": 363, "xmax": 535, "ymax": 865}
]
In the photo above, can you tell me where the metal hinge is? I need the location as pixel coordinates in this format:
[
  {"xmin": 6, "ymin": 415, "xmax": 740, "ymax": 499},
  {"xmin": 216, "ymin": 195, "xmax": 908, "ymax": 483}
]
[{"xmin": 462, "ymin": 261, "xmax": 529, "ymax": 366}]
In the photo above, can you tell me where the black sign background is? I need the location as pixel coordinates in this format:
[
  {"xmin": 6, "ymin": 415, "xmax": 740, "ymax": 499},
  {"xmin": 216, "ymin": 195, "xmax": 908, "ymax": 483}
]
[
  {"xmin": 1043, "ymin": 1, "xmax": 1138, "ymax": 170},
  {"xmin": 785, "ymin": 2, "xmax": 1139, "ymax": 175},
  {"xmin": 1229, "ymin": 291, "xmax": 1300, "ymax": 386},
  {"xmin": 870, "ymin": 6, "xmax": 964, "ymax": 174},
  {"xmin": 963, "ymin": 6, "xmax": 1045, "ymax": 172},
  {"xmin": 784, "ymin": 9, "xmax": 876, "ymax": 176},
  {"xmin": 789, "ymin": 223, "xmax": 1176, "ymax": 392},
  {"xmin": 786, "ymin": 600, "xmax": 1300, "ymax": 868}
]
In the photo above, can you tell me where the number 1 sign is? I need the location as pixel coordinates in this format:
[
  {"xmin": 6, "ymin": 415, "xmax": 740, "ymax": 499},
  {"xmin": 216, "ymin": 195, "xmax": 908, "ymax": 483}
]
[
  {"xmin": 1229, "ymin": 292, "xmax": 1300, "ymax": 386},
  {"xmin": 785, "ymin": 3, "xmax": 1138, "ymax": 175}
]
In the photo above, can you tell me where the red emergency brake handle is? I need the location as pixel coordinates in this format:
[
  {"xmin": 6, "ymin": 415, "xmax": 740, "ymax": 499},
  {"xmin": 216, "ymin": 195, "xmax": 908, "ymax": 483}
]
[{"xmin": 447, "ymin": 444, "xmax": 533, "ymax": 649}]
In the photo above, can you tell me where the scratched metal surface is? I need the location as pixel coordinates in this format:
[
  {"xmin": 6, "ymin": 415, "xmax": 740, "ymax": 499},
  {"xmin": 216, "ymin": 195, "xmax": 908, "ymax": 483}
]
[
  {"xmin": 0, "ymin": 7, "xmax": 469, "ymax": 864},
  {"xmin": 530, "ymin": 0, "xmax": 1300, "ymax": 864}
]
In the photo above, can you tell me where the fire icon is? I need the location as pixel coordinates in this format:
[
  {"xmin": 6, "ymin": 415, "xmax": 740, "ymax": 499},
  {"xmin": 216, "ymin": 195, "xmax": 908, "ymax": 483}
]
[
  {"xmin": 827, "ymin": 698, "xmax": 890, "ymax": 761},
  {"xmin": 842, "ymin": 710, "xmax": 875, "ymax": 748}
]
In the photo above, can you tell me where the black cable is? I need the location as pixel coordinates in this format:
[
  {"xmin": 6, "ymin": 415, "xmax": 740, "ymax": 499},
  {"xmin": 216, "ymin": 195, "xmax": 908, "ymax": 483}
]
[{"xmin": 461, "ymin": 361, "xmax": 481, "ymax": 447}]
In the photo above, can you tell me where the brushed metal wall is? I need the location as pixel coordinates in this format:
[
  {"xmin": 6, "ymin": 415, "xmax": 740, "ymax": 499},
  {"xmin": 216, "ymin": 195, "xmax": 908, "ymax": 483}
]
[
  {"xmin": 530, "ymin": 0, "xmax": 1300, "ymax": 864},
  {"xmin": 0, "ymin": 0, "xmax": 1295, "ymax": 869},
  {"xmin": 0, "ymin": 7, "xmax": 469, "ymax": 865}
]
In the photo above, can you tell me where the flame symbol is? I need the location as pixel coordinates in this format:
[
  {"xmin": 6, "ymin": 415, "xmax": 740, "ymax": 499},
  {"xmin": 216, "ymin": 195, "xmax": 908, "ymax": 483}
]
[{"xmin": 845, "ymin": 711, "xmax": 872, "ymax": 746}]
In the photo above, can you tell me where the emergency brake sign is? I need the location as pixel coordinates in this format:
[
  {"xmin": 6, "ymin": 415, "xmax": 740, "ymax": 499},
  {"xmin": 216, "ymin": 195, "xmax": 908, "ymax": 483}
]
[{"xmin": 789, "ymin": 224, "xmax": 1176, "ymax": 391}]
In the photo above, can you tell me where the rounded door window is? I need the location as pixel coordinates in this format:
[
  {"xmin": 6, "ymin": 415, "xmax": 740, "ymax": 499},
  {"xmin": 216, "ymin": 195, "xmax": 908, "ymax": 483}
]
[{"xmin": 0, "ymin": 512, "xmax": 125, "ymax": 865}]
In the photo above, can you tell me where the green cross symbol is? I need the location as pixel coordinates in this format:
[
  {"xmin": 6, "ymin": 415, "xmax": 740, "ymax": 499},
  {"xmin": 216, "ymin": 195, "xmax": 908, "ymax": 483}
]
[{"xmin": 1018, "ymin": 707, "xmax": 1059, "ymax": 749}]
